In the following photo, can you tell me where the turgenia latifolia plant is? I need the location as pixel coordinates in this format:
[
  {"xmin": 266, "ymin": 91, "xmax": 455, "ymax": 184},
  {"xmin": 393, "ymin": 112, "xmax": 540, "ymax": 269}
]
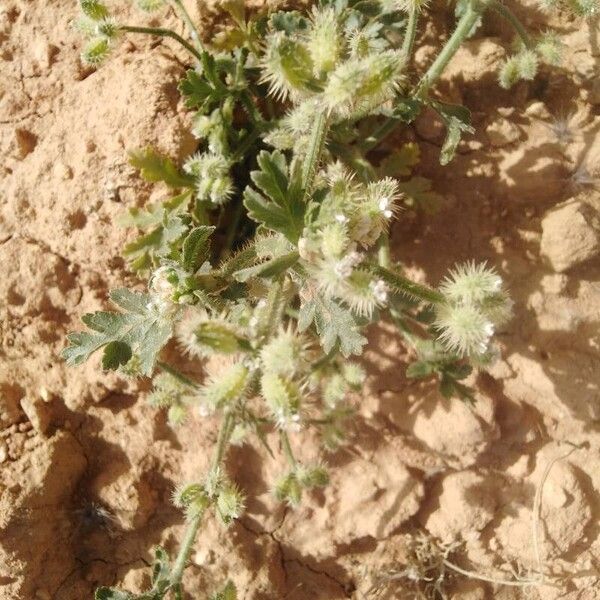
[{"xmin": 64, "ymin": 0, "xmax": 596, "ymax": 597}]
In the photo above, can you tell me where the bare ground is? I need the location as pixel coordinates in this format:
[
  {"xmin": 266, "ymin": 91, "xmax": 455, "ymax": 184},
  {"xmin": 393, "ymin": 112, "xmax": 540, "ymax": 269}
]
[{"xmin": 1, "ymin": 1, "xmax": 600, "ymax": 598}]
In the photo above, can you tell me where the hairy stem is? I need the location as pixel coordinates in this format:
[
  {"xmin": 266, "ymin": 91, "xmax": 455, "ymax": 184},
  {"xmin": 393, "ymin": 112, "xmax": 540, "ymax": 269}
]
[
  {"xmin": 372, "ymin": 264, "xmax": 445, "ymax": 304},
  {"xmin": 302, "ymin": 110, "xmax": 329, "ymax": 197},
  {"xmin": 170, "ymin": 513, "xmax": 203, "ymax": 587},
  {"xmin": 489, "ymin": 0, "xmax": 533, "ymax": 49},
  {"xmin": 120, "ymin": 25, "xmax": 202, "ymax": 61},
  {"xmin": 170, "ymin": 412, "xmax": 236, "ymax": 589},
  {"xmin": 401, "ymin": 5, "xmax": 419, "ymax": 62},
  {"xmin": 168, "ymin": 0, "xmax": 204, "ymax": 53},
  {"xmin": 158, "ymin": 361, "xmax": 200, "ymax": 388},
  {"xmin": 280, "ymin": 431, "xmax": 297, "ymax": 467},
  {"xmin": 416, "ymin": 0, "xmax": 487, "ymax": 99}
]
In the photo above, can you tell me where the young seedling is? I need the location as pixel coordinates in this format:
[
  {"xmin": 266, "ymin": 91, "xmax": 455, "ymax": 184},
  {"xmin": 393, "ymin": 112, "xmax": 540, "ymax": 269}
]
[{"xmin": 62, "ymin": 0, "xmax": 595, "ymax": 597}]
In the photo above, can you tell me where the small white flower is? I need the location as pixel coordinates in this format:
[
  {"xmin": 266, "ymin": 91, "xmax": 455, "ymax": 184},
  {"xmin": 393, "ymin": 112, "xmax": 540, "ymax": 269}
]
[
  {"xmin": 334, "ymin": 250, "xmax": 363, "ymax": 278},
  {"xmin": 378, "ymin": 196, "xmax": 393, "ymax": 218},
  {"xmin": 370, "ymin": 279, "xmax": 389, "ymax": 304},
  {"xmin": 335, "ymin": 213, "xmax": 349, "ymax": 224}
]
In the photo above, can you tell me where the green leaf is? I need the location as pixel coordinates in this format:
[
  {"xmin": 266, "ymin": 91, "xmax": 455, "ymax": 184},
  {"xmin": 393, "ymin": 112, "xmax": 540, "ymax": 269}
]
[
  {"xmin": 405, "ymin": 360, "xmax": 434, "ymax": 379},
  {"xmin": 210, "ymin": 581, "xmax": 237, "ymax": 600},
  {"xmin": 182, "ymin": 226, "xmax": 215, "ymax": 273},
  {"xmin": 118, "ymin": 191, "xmax": 190, "ymax": 230},
  {"xmin": 151, "ymin": 546, "xmax": 171, "ymax": 589},
  {"xmin": 379, "ymin": 143, "xmax": 420, "ymax": 177},
  {"xmin": 129, "ymin": 147, "xmax": 195, "ymax": 188},
  {"xmin": 233, "ymin": 251, "xmax": 299, "ymax": 282},
  {"xmin": 123, "ymin": 215, "xmax": 188, "ymax": 272},
  {"xmin": 299, "ymin": 295, "xmax": 367, "ymax": 357},
  {"xmin": 62, "ymin": 289, "xmax": 173, "ymax": 376},
  {"xmin": 431, "ymin": 101, "xmax": 474, "ymax": 166},
  {"xmin": 397, "ymin": 177, "xmax": 442, "ymax": 214},
  {"xmin": 102, "ymin": 341, "xmax": 132, "ymax": 370},
  {"xmin": 243, "ymin": 151, "xmax": 305, "ymax": 242},
  {"xmin": 178, "ymin": 66, "xmax": 226, "ymax": 111}
]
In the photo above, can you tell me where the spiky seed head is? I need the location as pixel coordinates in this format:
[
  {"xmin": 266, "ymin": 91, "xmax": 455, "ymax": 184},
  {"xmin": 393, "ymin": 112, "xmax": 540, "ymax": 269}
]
[
  {"xmin": 568, "ymin": 0, "xmax": 599, "ymax": 17},
  {"xmin": 323, "ymin": 373, "xmax": 347, "ymax": 407},
  {"xmin": 172, "ymin": 483, "xmax": 210, "ymax": 519},
  {"xmin": 498, "ymin": 56, "xmax": 520, "ymax": 89},
  {"xmin": 136, "ymin": 0, "xmax": 165, "ymax": 11},
  {"xmin": 189, "ymin": 321, "xmax": 242, "ymax": 356},
  {"xmin": 96, "ymin": 17, "xmax": 119, "ymax": 40},
  {"xmin": 261, "ymin": 372, "xmax": 302, "ymax": 430},
  {"xmin": 324, "ymin": 50, "xmax": 404, "ymax": 117},
  {"xmin": 439, "ymin": 262, "xmax": 503, "ymax": 305},
  {"xmin": 517, "ymin": 49, "xmax": 539, "ymax": 81},
  {"xmin": 260, "ymin": 32, "xmax": 315, "ymax": 101},
  {"xmin": 307, "ymin": 7, "xmax": 343, "ymax": 75},
  {"xmin": 216, "ymin": 484, "xmax": 246, "ymax": 525},
  {"xmin": 341, "ymin": 362, "xmax": 366, "ymax": 388},
  {"xmin": 167, "ymin": 403, "xmax": 187, "ymax": 426},
  {"xmin": 199, "ymin": 362, "xmax": 249, "ymax": 409},
  {"xmin": 259, "ymin": 329, "xmax": 306, "ymax": 377},
  {"xmin": 434, "ymin": 302, "xmax": 495, "ymax": 357},
  {"xmin": 320, "ymin": 222, "xmax": 350, "ymax": 259},
  {"xmin": 536, "ymin": 32, "xmax": 563, "ymax": 66},
  {"xmin": 296, "ymin": 463, "xmax": 329, "ymax": 488},
  {"xmin": 395, "ymin": 0, "xmax": 430, "ymax": 12},
  {"xmin": 81, "ymin": 37, "xmax": 110, "ymax": 66},
  {"xmin": 274, "ymin": 472, "xmax": 302, "ymax": 505},
  {"xmin": 80, "ymin": 0, "xmax": 109, "ymax": 20}
]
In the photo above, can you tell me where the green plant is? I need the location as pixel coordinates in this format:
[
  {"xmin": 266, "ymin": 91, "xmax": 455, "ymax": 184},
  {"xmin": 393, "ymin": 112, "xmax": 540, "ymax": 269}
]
[{"xmin": 64, "ymin": 0, "xmax": 593, "ymax": 597}]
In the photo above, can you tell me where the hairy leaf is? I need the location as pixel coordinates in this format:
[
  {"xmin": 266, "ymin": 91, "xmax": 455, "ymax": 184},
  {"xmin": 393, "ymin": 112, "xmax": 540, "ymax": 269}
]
[
  {"xmin": 244, "ymin": 151, "xmax": 305, "ymax": 242},
  {"xmin": 431, "ymin": 101, "xmax": 474, "ymax": 166},
  {"xmin": 182, "ymin": 226, "xmax": 215, "ymax": 272},
  {"xmin": 299, "ymin": 295, "xmax": 367, "ymax": 357},
  {"xmin": 62, "ymin": 289, "xmax": 173, "ymax": 376},
  {"xmin": 129, "ymin": 148, "xmax": 195, "ymax": 188}
]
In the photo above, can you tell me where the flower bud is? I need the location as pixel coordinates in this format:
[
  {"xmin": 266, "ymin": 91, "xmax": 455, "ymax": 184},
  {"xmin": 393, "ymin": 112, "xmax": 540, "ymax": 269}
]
[
  {"xmin": 216, "ymin": 484, "xmax": 246, "ymax": 525},
  {"xmin": 341, "ymin": 362, "xmax": 366, "ymax": 388},
  {"xmin": 536, "ymin": 32, "xmax": 563, "ymax": 65},
  {"xmin": 260, "ymin": 330, "xmax": 305, "ymax": 377},
  {"xmin": 498, "ymin": 56, "xmax": 521, "ymax": 89},
  {"xmin": 172, "ymin": 482, "xmax": 210, "ymax": 519}
]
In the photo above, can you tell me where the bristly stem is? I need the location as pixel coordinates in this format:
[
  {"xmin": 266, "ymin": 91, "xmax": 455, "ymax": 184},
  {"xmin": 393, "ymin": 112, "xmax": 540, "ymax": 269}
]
[
  {"xmin": 170, "ymin": 412, "xmax": 236, "ymax": 588},
  {"xmin": 401, "ymin": 5, "xmax": 419, "ymax": 63},
  {"xmin": 416, "ymin": 0, "xmax": 487, "ymax": 99},
  {"xmin": 168, "ymin": 0, "xmax": 204, "ymax": 54},
  {"xmin": 489, "ymin": 0, "xmax": 534, "ymax": 49},
  {"xmin": 120, "ymin": 25, "xmax": 203, "ymax": 61},
  {"xmin": 158, "ymin": 361, "xmax": 200, "ymax": 388},
  {"xmin": 280, "ymin": 431, "xmax": 297, "ymax": 467},
  {"xmin": 302, "ymin": 110, "xmax": 329, "ymax": 198},
  {"xmin": 372, "ymin": 264, "xmax": 445, "ymax": 304}
]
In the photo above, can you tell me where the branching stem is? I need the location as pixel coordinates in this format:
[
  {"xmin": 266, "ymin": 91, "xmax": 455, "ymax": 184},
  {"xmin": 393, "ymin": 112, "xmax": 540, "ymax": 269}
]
[
  {"xmin": 120, "ymin": 25, "xmax": 203, "ymax": 61},
  {"xmin": 168, "ymin": 0, "xmax": 204, "ymax": 53},
  {"xmin": 489, "ymin": 0, "xmax": 534, "ymax": 49}
]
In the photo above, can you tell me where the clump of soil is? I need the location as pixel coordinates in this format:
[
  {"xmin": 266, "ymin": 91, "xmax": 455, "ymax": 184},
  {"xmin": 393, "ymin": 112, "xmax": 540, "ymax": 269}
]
[{"xmin": 1, "ymin": 1, "xmax": 600, "ymax": 599}]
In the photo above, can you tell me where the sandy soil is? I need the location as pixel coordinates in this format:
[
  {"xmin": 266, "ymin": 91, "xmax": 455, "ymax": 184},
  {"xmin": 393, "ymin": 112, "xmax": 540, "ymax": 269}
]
[{"xmin": 1, "ymin": 1, "xmax": 600, "ymax": 598}]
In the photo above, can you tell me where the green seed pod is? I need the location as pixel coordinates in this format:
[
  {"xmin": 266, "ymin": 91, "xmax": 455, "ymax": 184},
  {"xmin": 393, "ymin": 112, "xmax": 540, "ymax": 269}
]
[
  {"xmin": 80, "ymin": 0, "xmax": 109, "ymax": 20},
  {"xmin": 167, "ymin": 403, "xmax": 187, "ymax": 426},
  {"xmin": 536, "ymin": 32, "xmax": 563, "ymax": 66},
  {"xmin": 274, "ymin": 472, "xmax": 302, "ymax": 505},
  {"xmin": 192, "ymin": 321, "xmax": 243, "ymax": 355},
  {"xmin": 341, "ymin": 362, "xmax": 366, "ymax": 388},
  {"xmin": 323, "ymin": 373, "xmax": 347, "ymax": 407},
  {"xmin": 516, "ymin": 49, "xmax": 539, "ymax": 81},
  {"xmin": 96, "ymin": 17, "xmax": 119, "ymax": 40},
  {"xmin": 261, "ymin": 32, "xmax": 316, "ymax": 100},
  {"xmin": 260, "ymin": 372, "xmax": 302, "ymax": 429},
  {"xmin": 260, "ymin": 330, "xmax": 305, "ymax": 377},
  {"xmin": 216, "ymin": 484, "xmax": 246, "ymax": 525},
  {"xmin": 81, "ymin": 37, "xmax": 110, "ymax": 66},
  {"xmin": 307, "ymin": 7, "xmax": 343, "ymax": 75},
  {"xmin": 320, "ymin": 222, "xmax": 350, "ymax": 259},
  {"xmin": 498, "ymin": 56, "xmax": 520, "ymax": 89},
  {"xmin": 199, "ymin": 363, "xmax": 249, "ymax": 409},
  {"xmin": 296, "ymin": 464, "xmax": 329, "ymax": 488}
]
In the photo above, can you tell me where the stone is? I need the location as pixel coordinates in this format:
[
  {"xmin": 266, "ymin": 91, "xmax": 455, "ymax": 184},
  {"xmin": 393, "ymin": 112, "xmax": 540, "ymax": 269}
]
[
  {"xmin": 541, "ymin": 200, "xmax": 600, "ymax": 272},
  {"xmin": 20, "ymin": 396, "xmax": 52, "ymax": 435}
]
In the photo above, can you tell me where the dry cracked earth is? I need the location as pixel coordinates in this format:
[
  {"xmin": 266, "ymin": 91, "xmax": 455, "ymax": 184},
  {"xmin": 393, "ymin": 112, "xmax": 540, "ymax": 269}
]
[{"xmin": 1, "ymin": 0, "xmax": 600, "ymax": 598}]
